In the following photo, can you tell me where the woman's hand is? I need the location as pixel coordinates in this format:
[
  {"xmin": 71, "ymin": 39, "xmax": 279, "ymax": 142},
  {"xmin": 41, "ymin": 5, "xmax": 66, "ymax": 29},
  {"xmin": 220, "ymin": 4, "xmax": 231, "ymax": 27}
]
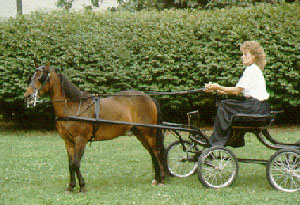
[
  {"xmin": 205, "ymin": 82, "xmax": 221, "ymax": 92},
  {"xmin": 205, "ymin": 82, "xmax": 244, "ymax": 95}
]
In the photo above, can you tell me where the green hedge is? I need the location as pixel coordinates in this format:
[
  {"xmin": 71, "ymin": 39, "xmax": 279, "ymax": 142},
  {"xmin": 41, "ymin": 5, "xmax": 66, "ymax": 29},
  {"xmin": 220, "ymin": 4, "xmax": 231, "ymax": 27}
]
[{"xmin": 0, "ymin": 3, "xmax": 299, "ymax": 123}]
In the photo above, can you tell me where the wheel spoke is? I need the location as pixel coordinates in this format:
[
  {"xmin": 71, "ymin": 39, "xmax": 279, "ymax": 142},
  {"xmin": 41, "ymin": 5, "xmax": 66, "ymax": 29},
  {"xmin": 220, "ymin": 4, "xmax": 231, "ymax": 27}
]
[
  {"xmin": 221, "ymin": 157, "xmax": 233, "ymax": 170},
  {"xmin": 290, "ymin": 156, "xmax": 300, "ymax": 170},
  {"xmin": 290, "ymin": 176, "xmax": 297, "ymax": 190}
]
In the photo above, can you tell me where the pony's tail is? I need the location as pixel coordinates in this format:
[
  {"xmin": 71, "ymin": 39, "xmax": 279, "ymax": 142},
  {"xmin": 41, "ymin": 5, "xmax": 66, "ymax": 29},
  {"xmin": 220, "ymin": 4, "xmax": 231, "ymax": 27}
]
[{"xmin": 153, "ymin": 99, "xmax": 169, "ymax": 176}]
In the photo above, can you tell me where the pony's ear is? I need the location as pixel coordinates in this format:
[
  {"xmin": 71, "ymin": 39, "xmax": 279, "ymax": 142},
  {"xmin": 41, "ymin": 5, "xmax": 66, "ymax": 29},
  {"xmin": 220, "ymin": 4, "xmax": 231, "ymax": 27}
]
[{"xmin": 45, "ymin": 62, "xmax": 50, "ymax": 72}]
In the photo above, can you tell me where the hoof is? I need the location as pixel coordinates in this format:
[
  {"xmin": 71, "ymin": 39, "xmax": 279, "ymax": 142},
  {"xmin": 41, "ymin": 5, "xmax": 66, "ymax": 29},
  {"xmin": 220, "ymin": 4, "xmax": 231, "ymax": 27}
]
[
  {"xmin": 65, "ymin": 187, "xmax": 73, "ymax": 194},
  {"xmin": 80, "ymin": 187, "xmax": 87, "ymax": 193},
  {"xmin": 151, "ymin": 179, "xmax": 158, "ymax": 186},
  {"xmin": 151, "ymin": 180, "xmax": 164, "ymax": 186}
]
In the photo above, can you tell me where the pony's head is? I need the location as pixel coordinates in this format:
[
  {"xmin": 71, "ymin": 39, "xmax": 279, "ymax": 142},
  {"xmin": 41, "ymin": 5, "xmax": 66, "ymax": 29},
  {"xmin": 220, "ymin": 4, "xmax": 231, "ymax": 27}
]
[{"xmin": 24, "ymin": 63, "xmax": 51, "ymax": 106}]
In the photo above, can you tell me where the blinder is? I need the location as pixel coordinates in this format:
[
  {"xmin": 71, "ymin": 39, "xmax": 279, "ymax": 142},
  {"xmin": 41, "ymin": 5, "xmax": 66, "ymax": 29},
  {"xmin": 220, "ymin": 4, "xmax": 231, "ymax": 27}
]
[
  {"xmin": 38, "ymin": 72, "xmax": 48, "ymax": 84},
  {"xmin": 29, "ymin": 65, "xmax": 50, "ymax": 91}
]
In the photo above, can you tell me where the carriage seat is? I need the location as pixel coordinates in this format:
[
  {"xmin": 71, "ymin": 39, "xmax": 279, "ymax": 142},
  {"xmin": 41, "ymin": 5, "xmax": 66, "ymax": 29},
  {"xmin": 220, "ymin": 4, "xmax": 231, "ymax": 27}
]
[{"xmin": 230, "ymin": 113, "xmax": 274, "ymax": 129}]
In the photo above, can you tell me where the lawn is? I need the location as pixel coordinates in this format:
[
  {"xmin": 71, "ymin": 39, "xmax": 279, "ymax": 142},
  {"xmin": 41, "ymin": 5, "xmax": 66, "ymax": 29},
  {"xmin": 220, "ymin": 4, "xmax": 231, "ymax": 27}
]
[{"xmin": 1, "ymin": 126, "xmax": 300, "ymax": 204}]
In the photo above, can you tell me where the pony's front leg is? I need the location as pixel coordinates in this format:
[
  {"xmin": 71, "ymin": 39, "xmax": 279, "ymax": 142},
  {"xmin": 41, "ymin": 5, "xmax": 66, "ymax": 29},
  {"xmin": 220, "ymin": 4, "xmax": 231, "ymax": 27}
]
[
  {"xmin": 67, "ymin": 153, "xmax": 76, "ymax": 192},
  {"xmin": 74, "ymin": 147, "xmax": 86, "ymax": 192},
  {"xmin": 73, "ymin": 136, "xmax": 87, "ymax": 192},
  {"xmin": 65, "ymin": 141, "xmax": 77, "ymax": 192},
  {"xmin": 65, "ymin": 137, "xmax": 87, "ymax": 193}
]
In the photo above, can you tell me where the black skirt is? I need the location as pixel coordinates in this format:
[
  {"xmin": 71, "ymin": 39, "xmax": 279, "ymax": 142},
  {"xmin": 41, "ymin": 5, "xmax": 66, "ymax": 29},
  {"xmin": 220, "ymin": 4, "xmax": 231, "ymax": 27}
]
[{"xmin": 209, "ymin": 98, "xmax": 270, "ymax": 148}]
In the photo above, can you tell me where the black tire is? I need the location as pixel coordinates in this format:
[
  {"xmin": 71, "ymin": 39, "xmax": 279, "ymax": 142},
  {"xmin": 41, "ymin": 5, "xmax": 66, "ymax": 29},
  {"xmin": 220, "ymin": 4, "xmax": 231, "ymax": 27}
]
[
  {"xmin": 166, "ymin": 140, "xmax": 200, "ymax": 178},
  {"xmin": 266, "ymin": 149, "xmax": 300, "ymax": 192},
  {"xmin": 198, "ymin": 146, "xmax": 238, "ymax": 188}
]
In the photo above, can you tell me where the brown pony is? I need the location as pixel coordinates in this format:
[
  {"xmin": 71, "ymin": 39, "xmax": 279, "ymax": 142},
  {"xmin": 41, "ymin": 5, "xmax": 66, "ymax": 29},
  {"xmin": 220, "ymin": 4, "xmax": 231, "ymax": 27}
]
[{"xmin": 24, "ymin": 63, "xmax": 166, "ymax": 192}]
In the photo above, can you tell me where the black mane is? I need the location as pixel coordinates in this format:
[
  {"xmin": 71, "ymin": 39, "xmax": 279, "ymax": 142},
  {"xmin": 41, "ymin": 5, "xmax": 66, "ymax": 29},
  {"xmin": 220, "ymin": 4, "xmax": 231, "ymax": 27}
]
[{"xmin": 58, "ymin": 74, "xmax": 91, "ymax": 100}]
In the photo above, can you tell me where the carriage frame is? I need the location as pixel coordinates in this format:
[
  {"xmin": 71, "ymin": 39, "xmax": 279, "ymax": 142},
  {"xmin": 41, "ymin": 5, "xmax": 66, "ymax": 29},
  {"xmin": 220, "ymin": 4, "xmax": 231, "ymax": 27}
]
[
  {"xmin": 56, "ymin": 106, "xmax": 300, "ymax": 192},
  {"xmin": 163, "ymin": 110, "xmax": 300, "ymax": 192}
]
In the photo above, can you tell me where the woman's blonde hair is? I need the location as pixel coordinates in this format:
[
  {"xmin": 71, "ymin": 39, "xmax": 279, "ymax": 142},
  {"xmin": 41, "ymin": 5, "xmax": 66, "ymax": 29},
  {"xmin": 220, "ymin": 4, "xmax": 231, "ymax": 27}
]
[{"xmin": 240, "ymin": 41, "xmax": 266, "ymax": 70}]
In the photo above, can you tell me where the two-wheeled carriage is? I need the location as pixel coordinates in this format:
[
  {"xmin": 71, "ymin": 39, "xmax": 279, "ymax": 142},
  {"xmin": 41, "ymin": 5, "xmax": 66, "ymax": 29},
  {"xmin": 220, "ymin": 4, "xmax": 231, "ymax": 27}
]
[{"xmin": 165, "ymin": 110, "xmax": 300, "ymax": 192}]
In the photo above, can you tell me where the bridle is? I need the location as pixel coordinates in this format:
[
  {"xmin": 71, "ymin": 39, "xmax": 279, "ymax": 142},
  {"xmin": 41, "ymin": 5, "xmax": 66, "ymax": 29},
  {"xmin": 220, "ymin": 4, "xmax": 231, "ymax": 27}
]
[{"xmin": 27, "ymin": 65, "xmax": 50, "ymax": 107}]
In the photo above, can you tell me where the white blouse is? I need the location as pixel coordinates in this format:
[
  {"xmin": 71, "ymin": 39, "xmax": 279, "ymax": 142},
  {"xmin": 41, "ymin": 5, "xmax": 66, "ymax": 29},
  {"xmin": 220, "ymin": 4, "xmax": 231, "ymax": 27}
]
[{"xmin": 236, "ymin": 64, "xmax": 269, "ymax": 101}]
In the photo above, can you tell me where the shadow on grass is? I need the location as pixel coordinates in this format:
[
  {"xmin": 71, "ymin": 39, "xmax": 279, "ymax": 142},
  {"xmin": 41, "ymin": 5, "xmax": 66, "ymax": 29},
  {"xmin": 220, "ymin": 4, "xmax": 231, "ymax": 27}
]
[{"xmin": 0, "ymin": 119, "xmax": 56, "ymax": 132}]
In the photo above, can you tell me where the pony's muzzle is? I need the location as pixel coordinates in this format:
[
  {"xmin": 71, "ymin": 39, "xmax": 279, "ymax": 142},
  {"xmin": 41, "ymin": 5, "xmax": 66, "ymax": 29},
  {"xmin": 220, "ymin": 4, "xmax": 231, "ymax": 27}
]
[{"xmin": 24, "ymin": 90, "xmax": 39, "ymax": 107}]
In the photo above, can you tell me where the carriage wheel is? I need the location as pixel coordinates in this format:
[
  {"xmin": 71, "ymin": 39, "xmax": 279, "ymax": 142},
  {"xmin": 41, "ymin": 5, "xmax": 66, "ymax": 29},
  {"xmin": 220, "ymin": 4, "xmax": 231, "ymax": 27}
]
[
  {"xmin": 198, "ymin": 146, "xmax": 238, "ymax": 188},
  {"xmin": 266, "ymin": 149, "xmax": 300, "ymax": 192},
  {"xmin": 166, "ymin": 140, "xmax": 200, "ymax": 178}
]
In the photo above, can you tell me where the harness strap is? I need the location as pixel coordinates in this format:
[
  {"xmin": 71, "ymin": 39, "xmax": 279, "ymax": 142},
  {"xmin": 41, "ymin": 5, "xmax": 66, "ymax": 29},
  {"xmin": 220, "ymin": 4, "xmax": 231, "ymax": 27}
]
[
  {"xmin": 94, "ymin": 96, "xmax": 100, "ymax": 120},
  {"xmin": 89, "ymin": 96, "xmax": 101, "ymax": 145},
  {"xmin": 76, "ymin": 92, "xmax": 83, "ymax": 116}
]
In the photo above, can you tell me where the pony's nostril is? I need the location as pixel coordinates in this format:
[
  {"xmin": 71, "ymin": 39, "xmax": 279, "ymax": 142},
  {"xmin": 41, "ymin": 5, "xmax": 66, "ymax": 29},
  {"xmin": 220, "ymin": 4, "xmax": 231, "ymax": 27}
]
[{"xmin": 24, "ymin": 92, "xmax": 31, "ymax": 99}]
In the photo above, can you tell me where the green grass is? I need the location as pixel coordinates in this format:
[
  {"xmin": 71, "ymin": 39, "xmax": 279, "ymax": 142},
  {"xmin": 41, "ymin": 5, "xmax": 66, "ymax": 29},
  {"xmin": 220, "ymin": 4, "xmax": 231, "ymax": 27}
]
[{"xmin": 1, "ymin": 127, "xmax": 300, "ymax": 204}]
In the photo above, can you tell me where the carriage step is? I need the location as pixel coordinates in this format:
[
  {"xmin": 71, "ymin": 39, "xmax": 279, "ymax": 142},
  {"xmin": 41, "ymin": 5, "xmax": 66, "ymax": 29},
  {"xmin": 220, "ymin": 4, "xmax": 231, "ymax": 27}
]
[{"xmin": 189, "ymin": 135, "xmax": 209, "ymax": 146}]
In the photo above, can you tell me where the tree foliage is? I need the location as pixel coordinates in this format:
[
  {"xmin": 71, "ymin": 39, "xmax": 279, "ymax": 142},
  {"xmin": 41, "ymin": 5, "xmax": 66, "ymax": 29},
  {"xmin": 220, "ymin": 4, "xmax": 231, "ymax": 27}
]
[
  {"xmin": 56, "ymin": 0, "xmax": 298, "ymax": 11},
  {"xmin": 0, "ymin": 3, "xmax": 299, "ymax": 123}
]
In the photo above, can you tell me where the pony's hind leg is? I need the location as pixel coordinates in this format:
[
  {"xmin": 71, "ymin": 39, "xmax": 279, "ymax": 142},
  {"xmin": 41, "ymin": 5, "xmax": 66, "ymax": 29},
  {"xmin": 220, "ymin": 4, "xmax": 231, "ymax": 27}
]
[
  {"xmin": 150, "ymin": 142, "xmax": 165, "ymax": 185},
  {"xmin": 133, "ymin": 128, "xmax": 164, "ymax": 185}
]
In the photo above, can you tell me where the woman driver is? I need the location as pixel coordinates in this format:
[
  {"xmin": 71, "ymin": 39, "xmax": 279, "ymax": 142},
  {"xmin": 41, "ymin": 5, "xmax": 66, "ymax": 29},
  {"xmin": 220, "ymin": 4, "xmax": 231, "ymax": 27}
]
[{"xmin": 205, "ymin": 41, "xmax": 270, "ymax": 147}]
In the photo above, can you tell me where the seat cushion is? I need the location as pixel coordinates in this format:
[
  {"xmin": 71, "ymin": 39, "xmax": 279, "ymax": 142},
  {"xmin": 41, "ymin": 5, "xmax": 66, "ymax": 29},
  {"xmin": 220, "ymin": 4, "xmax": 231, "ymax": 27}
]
[{"xmin": 231, "ymin": 113, "xmax": 273, "ymax": 128}]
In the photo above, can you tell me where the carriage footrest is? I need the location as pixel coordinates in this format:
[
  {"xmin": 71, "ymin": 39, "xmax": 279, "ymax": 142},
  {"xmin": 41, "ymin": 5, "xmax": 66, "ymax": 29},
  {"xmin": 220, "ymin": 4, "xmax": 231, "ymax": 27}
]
[
  {"xmin": 231, "ymin": 113, "xmax": 274, "ymax": 128},
  {"xmin": 162, "ymin": 121, "xmax": 183, "ymax": 127}
]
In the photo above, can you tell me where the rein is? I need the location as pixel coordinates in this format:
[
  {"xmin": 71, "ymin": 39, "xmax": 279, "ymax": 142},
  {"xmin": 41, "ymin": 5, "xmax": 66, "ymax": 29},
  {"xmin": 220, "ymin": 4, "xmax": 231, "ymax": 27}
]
[
  {"xmin": 35, "ymin": 88, "xmax": 206, "ymax": 104},
  {"xmin": 26, "ymin": 65, "xmax": 206, "ymax": 106}
]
